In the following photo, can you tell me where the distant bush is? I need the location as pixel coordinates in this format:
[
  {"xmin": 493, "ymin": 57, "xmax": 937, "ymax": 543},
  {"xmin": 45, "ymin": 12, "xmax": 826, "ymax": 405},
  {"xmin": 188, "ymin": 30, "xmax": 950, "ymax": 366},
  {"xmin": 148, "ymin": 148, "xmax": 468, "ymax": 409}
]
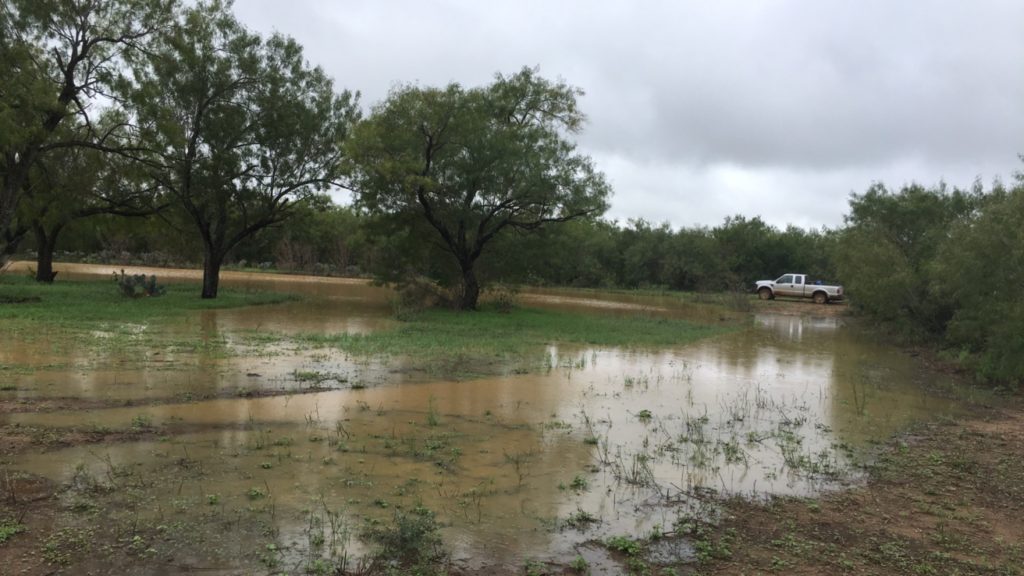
[
  {"xmin": 391, "ymin": 275, "xmax": 454, "ymax": 320},
  {"xmin": 112, "ymin": 269, "xmax": 165, "ymax": 298},
  {"xmin": 486, "ymin": 283, "xmax": 520, "ymax": 313}
]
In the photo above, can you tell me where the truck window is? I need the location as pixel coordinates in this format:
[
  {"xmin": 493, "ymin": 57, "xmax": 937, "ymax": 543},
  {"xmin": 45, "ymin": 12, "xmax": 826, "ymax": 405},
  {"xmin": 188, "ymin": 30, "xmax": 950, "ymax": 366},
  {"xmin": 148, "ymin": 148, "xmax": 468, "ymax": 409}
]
[
  {"xmin": 777, "ymin": 275, "xmax": 793, "ymax": 284},
  {"xmin": 795, "ymin": 275, "xmax": 804, "ymax": 285}
]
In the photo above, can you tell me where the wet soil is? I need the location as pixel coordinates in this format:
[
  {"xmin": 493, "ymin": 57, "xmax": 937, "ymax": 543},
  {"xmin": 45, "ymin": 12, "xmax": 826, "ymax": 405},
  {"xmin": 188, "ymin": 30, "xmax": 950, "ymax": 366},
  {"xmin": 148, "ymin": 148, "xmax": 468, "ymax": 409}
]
[
  {"xmin": 4, "ymin": 402, "xmax": 1020, "ymax": 576},
  {"xmin": 695, "ymin": 400, "xmax": 1024, "ymax": 576},
  {"xmin": 753, "ymin": 298, "xmax": 851, "ymax": 318}
]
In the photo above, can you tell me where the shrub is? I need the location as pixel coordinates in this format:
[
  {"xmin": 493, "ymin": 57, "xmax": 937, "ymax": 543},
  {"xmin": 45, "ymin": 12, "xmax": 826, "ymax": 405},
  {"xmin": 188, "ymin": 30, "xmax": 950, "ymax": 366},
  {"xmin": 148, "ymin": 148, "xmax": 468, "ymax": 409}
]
[
  {"xmin": 362, "ymin": 505, "xmax": 445, "ymax": 567},
  {"xmin": 486, "ymin": 283, "xmax": 520, "ymax": 313},
  {"xmin": 112, "ymin": 269, "xmax": 165, "ymax": 298},
  {"xmin": 391, "ymin": 275, "xmax": 453, "ymax": 320}
]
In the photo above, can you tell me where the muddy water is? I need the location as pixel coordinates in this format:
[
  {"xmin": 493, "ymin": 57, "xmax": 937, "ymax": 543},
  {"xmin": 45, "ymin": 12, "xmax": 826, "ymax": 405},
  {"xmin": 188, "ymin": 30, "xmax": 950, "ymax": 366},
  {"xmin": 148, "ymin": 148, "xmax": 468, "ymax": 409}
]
[
  {"xmin": 0, "ymin": 262, "xmax": 399, "ymax": 401},
  {"xmin": 0, "ymin": 264, "xmax": 964, "ymax": 571}
]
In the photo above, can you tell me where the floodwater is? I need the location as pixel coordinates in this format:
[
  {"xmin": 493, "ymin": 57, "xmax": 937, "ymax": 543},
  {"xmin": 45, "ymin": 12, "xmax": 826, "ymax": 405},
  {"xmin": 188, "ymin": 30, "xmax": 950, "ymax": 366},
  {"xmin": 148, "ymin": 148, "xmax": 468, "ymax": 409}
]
[{"xmin": 0, "ymin": 263, "xmax": 964, "ymax": 572}]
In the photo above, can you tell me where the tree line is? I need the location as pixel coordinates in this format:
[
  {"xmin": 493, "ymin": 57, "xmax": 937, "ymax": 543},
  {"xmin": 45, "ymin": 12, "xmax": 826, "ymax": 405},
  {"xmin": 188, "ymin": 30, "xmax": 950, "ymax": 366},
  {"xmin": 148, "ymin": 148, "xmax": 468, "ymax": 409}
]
[{"xmin": 835, "ymin": 176, "xmax": 1024, "ymax": 385}]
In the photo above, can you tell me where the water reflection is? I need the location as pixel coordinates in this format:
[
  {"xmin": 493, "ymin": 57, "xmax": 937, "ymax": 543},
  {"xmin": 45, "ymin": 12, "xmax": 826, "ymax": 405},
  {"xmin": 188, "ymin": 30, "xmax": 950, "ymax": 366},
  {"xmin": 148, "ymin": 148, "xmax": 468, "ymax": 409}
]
[{"xmin": 1, "ymin": 265, "xmax": 963, "ymax": 569}]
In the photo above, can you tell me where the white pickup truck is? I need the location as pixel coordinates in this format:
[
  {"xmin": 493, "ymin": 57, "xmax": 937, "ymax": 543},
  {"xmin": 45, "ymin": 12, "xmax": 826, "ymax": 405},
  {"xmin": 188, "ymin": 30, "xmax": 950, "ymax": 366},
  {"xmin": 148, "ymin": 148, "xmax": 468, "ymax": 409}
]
[{"xmin": 755, "ymin": 273, "xmax": 844, "ymax": 304}]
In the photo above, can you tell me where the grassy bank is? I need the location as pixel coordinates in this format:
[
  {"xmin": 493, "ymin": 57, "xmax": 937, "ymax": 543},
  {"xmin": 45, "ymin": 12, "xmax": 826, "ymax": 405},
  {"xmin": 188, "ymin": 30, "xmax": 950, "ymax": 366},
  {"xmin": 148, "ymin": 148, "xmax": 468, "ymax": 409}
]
[
  {"xmin": 0, "ymin": 275, "xmax": 295, "ymax": 330},
  {"xmin": 294, "ymin": 305, "xmax": 735, "ymax": 368},
  {"xmin": 0, "ymin": 275, "xmax": 297, "ymax": 370},
  {"xmin": 1, "ymin": 275, "xmax": 737, "ymax": 381}
]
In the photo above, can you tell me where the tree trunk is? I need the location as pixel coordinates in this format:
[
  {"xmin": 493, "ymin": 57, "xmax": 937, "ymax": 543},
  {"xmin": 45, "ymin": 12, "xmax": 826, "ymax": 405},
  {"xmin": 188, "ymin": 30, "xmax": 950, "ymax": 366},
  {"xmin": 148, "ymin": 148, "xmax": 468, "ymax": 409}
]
[
  {"xmin": 202, "ymin": 248, "xmax": 223, "ymax": 299},
  {"xmin": 0, "ymin": 227, "xmax": 23, "ymax": 270},
  {"xmin": 459, "ymin": 262, "xmax": 480, "ymax": 310},
  {"xmin": 1, "ymin": 180, "xmax": 20, "ymax": 261},
  {"xmin": 2, "ymin": 156, "xmax": 35, "ymax": 257},
  {"xmin": 34, "ymin": 224, "xmax": 60, "ymax": 283}
]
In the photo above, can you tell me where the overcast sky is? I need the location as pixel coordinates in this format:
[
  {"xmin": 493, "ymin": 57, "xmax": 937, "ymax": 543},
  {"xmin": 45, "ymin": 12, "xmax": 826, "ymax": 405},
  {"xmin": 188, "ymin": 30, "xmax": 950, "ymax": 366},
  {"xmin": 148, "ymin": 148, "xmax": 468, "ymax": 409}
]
[{"xmin": 233, "ymin": 0, "xmax": 1023, "ymax": 230}]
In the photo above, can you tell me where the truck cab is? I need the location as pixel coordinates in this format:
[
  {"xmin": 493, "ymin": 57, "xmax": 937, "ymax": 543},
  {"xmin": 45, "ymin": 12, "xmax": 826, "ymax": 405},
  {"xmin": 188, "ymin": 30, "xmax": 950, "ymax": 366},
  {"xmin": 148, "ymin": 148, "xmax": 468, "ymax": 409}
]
[{"xmin": 774, "ymin": 273, "xmax": 806, "ymax": 297}]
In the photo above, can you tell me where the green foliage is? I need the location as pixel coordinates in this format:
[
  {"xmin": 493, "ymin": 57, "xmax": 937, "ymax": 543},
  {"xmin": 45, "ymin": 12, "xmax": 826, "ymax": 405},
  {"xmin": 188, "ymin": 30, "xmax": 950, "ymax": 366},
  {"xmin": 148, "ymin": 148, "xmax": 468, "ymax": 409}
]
[
  {"xmin": 112, "ymin": 269, "xmax": 165, "ymax": 298},
  {"xmin": 294, "ymin": 306, "xmax": 732, "ymax": 378},
  {"xmin": 482, "ymin": 215, "xmax": 837, "ymax": 292},
  {"xmin": 0, "ymin": 518, "xmax": 26, "ymax": 543},
  {"xmin": 346, "ymin": 66, "xmax": 611, "ymax": 309},
  {"xmin": 606, "ymin": 534, "xmax": 643, "ymax": 557},
  {"xmin": 1, "ymin": 0, "xmax": 171, "ymax": 258},
  {"xmin": 124, "ymin": 0, "xmax": 359, "ymax": 297},
  {"xmin": 563, "ymin": 508, "xmax": 598, "ymax": 529},
  {"xmin": 0, "ymin": 275, "xmax": 293, "ymax": 331},
  {"xmin": 835, "ymin": 182, "xmax": 979, "ymax": 333},
  {"xmin": 361, "ymin": 505, "xmax": 445, "ymax": 568},
  {"xmin": 835, "ymin": 176, "xmax": 1024, "ymax": 385},
  {"xmin": 234, "ymin": 196, "xmax": 371, "ymax": 276},
  {"xmin": 932, "ymin": 180, "xmax": 1024, "ymax": 382}
]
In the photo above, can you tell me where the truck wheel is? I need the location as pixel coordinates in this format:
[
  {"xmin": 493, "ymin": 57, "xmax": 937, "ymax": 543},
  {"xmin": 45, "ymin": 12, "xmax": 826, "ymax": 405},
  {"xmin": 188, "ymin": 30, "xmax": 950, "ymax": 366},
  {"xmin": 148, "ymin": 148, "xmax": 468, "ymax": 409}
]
[
  {"xmin": 812, "ymin": 291, "xmax": 828, "ymax": 305},
  {"xmin": 758, "ymin": 287, "xmax": 773, "ymax": 300}
]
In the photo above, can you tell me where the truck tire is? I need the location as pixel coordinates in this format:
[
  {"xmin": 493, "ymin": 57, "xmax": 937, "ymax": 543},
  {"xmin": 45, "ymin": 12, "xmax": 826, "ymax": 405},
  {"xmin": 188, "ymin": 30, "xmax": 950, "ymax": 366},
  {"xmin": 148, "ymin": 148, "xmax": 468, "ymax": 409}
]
[
  {"xmin": 812, "ymin": 291, "xmax": 828, "ymax": 305},
  {"xmin": 758, "ymin": 287, "xmax": 773, "ymax": 300}
]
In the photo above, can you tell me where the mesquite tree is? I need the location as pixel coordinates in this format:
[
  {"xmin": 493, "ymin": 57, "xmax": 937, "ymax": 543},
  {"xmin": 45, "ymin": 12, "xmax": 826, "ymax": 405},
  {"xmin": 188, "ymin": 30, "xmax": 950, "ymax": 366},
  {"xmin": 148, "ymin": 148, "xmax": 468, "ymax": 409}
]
[
  {"xmin": 22, "ymin": 121, "xmax": 163, "ymax": 282},
  {"xmin": 346, "ymin": 67, "xmax": 611, "ymax": 310},
  {"xmin": 0, "ymin": 0, "xmax": 171, "ymax": 263},
  {"xmin": 124, "ymin": 0, "xmax": 358, "ymax": 298}
]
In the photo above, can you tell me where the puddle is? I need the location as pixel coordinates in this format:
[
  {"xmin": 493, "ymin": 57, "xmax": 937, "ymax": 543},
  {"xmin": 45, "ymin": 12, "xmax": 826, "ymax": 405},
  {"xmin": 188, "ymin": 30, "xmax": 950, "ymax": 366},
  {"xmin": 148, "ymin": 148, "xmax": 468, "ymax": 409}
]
[{"xmin": 0, "ymin": 264, "xmax": 965, "ymax": 571}]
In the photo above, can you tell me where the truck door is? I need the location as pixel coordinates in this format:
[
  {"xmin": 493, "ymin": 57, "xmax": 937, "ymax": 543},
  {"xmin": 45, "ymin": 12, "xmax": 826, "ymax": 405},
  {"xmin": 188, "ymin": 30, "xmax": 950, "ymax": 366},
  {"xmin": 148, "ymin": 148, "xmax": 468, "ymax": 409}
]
[
  {"xmin": 794, "ymin": 275, "xmax": 805, "ymax": 296},
  {"xmin": 775, "ymin": 274, "xmax": 795, "ymax": 297}
]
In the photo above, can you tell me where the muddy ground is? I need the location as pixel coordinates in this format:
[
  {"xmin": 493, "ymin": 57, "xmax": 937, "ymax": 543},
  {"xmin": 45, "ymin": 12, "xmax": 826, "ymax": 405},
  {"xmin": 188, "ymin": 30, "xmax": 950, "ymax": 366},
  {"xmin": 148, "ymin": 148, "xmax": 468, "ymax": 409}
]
[
  {"xmin": 4, "ymin": 399, "xmax": 1021, "ymax": 575},
  {"xmin": 696, "ymin": 400, "xmax": 1024, "ymax": 576}
]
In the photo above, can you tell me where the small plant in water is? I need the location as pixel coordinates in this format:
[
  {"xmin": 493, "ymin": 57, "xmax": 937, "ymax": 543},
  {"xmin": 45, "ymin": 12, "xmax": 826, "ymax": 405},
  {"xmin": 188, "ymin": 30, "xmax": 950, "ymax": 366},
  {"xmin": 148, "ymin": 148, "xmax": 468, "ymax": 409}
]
[
  {"xmin": 569, "ymin": 474, "xmax": 589, "ymax": 491},
  {"xmin": 504, "ymin": 449, "xmax": 536, "ymax": 488},
  {"xmin": 606, "ymin": 534, "xmax": 643, "ymax": 557},
  {"xmin": 563, "ymin": 508, "xmax": 599, "ymax": 530},
  {"xmin": 426, "ymin": 396, "xmax": 441, "ymax": 427},
  {"xmin": 130, "ymin": 414, "xmax": 153, "ymax": 429},
  {"xmin": 361, "ymin": 505, "xmax": 446, "ymax": 568},
  {"xmin": 524, "ymin": 559, "xmax": 551, "ymax": 576}
]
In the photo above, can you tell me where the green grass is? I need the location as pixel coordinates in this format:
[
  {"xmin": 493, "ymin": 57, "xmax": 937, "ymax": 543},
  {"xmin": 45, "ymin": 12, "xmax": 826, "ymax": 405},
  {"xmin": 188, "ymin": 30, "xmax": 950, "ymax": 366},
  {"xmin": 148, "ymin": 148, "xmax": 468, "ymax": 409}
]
[
  {"xmin": 0, "ymin": 518, "xmax": 26, "ymax": 543},
  {"xmin": 0, "ymin": 275, "xmax": 296, "ymax": 367},
  {"xmin": 1, "ymin": 275, "xmax": 734, "ymax": 379},
  {"xmin": 295, "ymin": 306, "xmax": 733, "ymax": 364},
  {"xmin": 0, "ymin": 275, "xmax": 295, "ymax": 330}
]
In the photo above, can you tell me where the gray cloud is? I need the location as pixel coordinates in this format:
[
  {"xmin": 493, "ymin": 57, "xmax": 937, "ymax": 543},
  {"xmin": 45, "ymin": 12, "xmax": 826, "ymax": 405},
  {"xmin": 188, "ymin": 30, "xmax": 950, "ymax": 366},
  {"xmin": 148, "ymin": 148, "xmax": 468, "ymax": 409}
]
[{"xmin": 234, "ymin": 0, "xmax": 1024, "ymax": 228}]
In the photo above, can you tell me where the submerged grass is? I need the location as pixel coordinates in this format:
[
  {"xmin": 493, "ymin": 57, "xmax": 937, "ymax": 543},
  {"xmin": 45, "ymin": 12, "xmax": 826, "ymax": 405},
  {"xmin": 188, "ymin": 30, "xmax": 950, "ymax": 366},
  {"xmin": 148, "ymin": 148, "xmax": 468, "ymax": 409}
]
[{"xmin": 295, "ymin": 306, "xmax": 734, "ymax": 361}]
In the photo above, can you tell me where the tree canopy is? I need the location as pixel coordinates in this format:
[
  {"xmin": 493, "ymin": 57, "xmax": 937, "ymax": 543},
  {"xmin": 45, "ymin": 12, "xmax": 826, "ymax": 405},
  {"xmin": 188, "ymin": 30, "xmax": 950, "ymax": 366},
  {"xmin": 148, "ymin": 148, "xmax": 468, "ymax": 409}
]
[
  {"xmin": 0, "ymin": 0, "xmax": 171, "ymax": 261},
  {"xmin": 345, "ymin": 67, "xmax": 611, "ymax": 309},
  {"xmin": 124, "ymin": 0, "xmax": 358, "ymax": 298}
]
